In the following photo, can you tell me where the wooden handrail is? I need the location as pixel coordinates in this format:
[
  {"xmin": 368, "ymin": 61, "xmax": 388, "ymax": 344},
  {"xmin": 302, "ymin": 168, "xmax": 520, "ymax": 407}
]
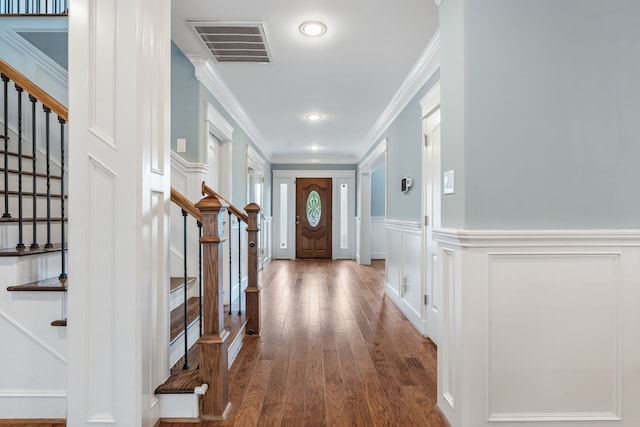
[
  {"xmin": 201, "ymin": 182, "xmax": 248, "ymax": 224},
  {"xmin": 0, "ymin": 59, "xmax": 68, "ymax": 122},
  {"xmin": 170, "ymin": 187, "xmax": 201, "ymax": 222}
]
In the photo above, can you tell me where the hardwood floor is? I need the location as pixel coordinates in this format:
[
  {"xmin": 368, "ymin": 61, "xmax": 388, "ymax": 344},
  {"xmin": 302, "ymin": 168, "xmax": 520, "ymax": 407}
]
[{"xmin": 161, "ymin": 259, "xmax": 444, "ymax": 427}]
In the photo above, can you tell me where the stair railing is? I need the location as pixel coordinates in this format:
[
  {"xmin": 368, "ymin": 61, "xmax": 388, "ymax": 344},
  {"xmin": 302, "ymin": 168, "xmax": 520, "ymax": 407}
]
[
  {"xmin": 0, "ymin": 0, "xmax": 68, "ymax": 14},
  {"xmin": 170, "ymin": 187, "xmax": 202, "ymax": 370},
  {"xmin": 0, "ymin": 59, "xmax": 67, "ymax": 284},
  {"xmin": 202, "ymin": 182, "xmax": 260, "ymax": 336}
]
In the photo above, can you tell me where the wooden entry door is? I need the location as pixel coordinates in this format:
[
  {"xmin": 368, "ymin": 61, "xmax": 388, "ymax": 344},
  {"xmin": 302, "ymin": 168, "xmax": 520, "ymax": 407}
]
[{"xmin": 296, "ymin": 178, "xmax": 332, "ymax": 259}]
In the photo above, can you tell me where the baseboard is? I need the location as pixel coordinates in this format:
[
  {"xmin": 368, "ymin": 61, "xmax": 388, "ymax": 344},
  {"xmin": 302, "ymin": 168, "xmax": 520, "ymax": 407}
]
[
  {"xmin": 0, "ymin": 420, "xmax": 65, "ymax": 426},
  {"xmin": 384, "ymin": 282, "xmax": 427, "ymax": 335}
]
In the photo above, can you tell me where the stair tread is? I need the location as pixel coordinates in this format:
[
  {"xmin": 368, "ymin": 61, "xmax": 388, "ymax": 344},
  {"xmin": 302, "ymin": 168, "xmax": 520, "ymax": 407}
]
[
  {"xmin": 7, "ymin": 277, "xmax": 67, "ymax": 291},
  {"xmin": 170, "ymin": 296, "xmax": 200, "ymax": 343},
  {"xmin": 0, "ymin": 149, "xmax": 34, "ymax": 159},
  {"xmin": 51, "ymin": 319, "xmax": 67, "ymax": 327},
  {"xmin": 2, "ymin": 190, "xmax": 66, "ymax": 198},
  {"xmin": 0, "ymin": 168, "xmax": 61, "ymax": 179},
  {"xmin": 0, "ymin": 242, "xmax": 65, "ymax": 256},
  {"xmin": 156, "ymin": 309, "xmax": 247, "ymax": 395},
  {"xmin": 170, "ymin": 276, "xmax": 196, "ymax": 292},
  {"xmin": 0, "ymin": 216, "xmax": 66, "ymax": 223}
]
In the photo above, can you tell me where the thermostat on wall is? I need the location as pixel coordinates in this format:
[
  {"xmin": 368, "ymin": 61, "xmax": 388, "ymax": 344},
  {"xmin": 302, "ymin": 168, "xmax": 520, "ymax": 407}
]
[{"xmin": 401, "ymin": 177, "xmax": 413, "ymax": 193}]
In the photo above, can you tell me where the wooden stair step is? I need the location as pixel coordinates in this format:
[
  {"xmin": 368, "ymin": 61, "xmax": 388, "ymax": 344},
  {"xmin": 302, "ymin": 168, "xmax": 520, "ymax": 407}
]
[
  {"xmin": 0, "ymin": 168, "xmax": 62, "ymax": 179},
  {"xmin": 155, "ymin": 309, "xmax": 247, "ymax": 395},
  {"xmin": 2, "ymin": 190, "xmax": 66, "ymax": 198},
  {"xmin": 170, "ymin": 296, "xmax": 200, "ymax": 343},
  {"xmin": 0, "ymin": 242, "xmax": 66, "ymax": 257},
  {"xmin": 7, "ymin": 277, "xmax": 67, "ymax": 291},
  {"xmin": 0, "ymin": 216, "xmax": 66, "ymax": 223},
  {"xmin": 51, "ymin": 319, "xmax": 67, "ymax": 327},
  {"xmin": 170, "ymin": 276, "xmax": 196, "ymax": 293},
  {"xmin": 0, "ymin": 149, "xmax": 35, "ymax": 160}
]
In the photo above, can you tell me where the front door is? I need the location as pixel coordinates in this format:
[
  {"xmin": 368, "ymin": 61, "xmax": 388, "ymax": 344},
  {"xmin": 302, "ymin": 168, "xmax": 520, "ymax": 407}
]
[{"xmin": 296, "ymin": 178, "xmax": 332, "ymax": 259}]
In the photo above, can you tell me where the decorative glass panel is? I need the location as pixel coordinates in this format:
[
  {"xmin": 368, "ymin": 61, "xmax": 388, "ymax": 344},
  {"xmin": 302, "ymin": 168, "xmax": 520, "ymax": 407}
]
[{"xmin": 306, "ymin": 190, "xmax": 321, "ymax": 227}]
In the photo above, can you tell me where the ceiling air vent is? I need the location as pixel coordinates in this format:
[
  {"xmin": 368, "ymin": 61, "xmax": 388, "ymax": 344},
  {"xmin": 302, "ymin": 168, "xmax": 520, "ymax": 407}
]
[{"xmin": 191, "ymin": 22, "xmax": 272, "ymax": 63}]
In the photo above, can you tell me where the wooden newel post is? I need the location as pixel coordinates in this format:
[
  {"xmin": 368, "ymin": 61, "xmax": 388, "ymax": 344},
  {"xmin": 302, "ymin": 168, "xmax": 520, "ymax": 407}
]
[
  {"xmin": 195, "ymin": 195, "xmax": 230, "ymax": 419},
  {"xmin": 245, "ymin": 203, "xmax": 260, "ymax": 336}
]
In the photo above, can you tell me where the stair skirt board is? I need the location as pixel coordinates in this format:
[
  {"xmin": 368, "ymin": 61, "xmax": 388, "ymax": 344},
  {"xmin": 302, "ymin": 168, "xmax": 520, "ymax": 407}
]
[{"xmin": 169, "ymin": 317, "xmax": 200, "ymax": 368}]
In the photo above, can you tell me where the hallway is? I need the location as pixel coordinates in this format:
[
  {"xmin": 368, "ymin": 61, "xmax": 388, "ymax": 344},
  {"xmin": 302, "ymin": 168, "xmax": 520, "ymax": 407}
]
[{"xmin": 161, "ymin": 260, "xmax": 444, "ymax": 427}]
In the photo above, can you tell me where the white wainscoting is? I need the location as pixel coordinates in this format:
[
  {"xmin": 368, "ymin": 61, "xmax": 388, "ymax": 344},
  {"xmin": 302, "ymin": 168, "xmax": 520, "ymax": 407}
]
[
  {"xmin": 384, "ymin": 220, "xmax": 425, "ymax": 335},
  {"xmin": 371, "ymin": 217, "xmax": 386, "ymax": 259},
  {"xmin": 433, "ymin": 229, "xmax": 640, "ymax": 427}
]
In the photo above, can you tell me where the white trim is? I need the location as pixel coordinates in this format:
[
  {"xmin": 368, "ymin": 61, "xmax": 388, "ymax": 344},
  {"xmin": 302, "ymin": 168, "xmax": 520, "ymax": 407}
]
[
  {"xmin": 356, "ymin": 30, "xmax": 440, "ymax": 160},
  {"xmin": 0, "ymin": 310, "xmax": 66, "ymax": 365},
  {"xmin": 187, "ymin": 54, "xmax": 271, "ymax": 159},
  {"xmin": 433, "ymin": 228, "xmax": 640, "ymax": 248},
  {"xmin": 205, "ymin": 102, "xmax": 234, "ymax": 142},
  {"xmin": 358, "ymin": 138, "xmax": 388, "ymax": 171},
  {"xmin": 272, "ymin": 169, "xmax": 356, "ymax": 179},
  {"xmin": 435, "ymin": 0, "xmax": 442, "ymax": 6},
  {"xmin": 4, "ymin": 28, "xmax": 68, "ymax": 95},
  {"xmin": 271, "ymin": 154, "xmax": 358, "ymax": 164},
  {"xmin": 385, "ymin": 219, "xmax": 422, "ymax": 232},
  {"xmin": 420, "ymin": 81, "xmax": 441, "ymax": 119},
  {"xmin": 247, "ymin": 144, "xmax": 266, "ymax": 170},
  {"xmin": 170, "ymin": 150, "xmax": 208, "ymax": 175},
  {"xmin": 0, "ymin": 389, "xmax": 66, "ymax": 398}
]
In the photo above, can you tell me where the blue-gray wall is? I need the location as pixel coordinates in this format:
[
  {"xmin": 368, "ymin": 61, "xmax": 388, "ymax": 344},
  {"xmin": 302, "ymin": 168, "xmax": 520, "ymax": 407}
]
[
  {"xmin": 171, "ymin": 43, "xmax": 272, "ymax": 215},
  {"xmin": 371, "ymin": 165, "xmax": 385, "ymax": 217},
  {"xmin": 361, "ymin": 69, "xmax": 440, "ymax": 222},
  {"xmin": 17, "ymin": 31, "xmax": 68, "ymax": 69},
  {"xmin": 441, "ymin": 0, "xmax": 640, "ymax": 229}
]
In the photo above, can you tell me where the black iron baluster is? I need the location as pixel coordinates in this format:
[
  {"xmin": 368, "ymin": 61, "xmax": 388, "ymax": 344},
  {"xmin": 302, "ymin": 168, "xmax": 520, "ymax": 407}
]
[
  {"xmin": 197, "ymin": 220, "xmax": 203, "ymax": 337},
  {"xmin": 238, "ymin": 215, "xmax": 241, "ymax": 315},
  {"xmin": 29, "ymin": 95, "xmax": 38, "ymax": 249},
  {"xmin": 228, "ymin": 212, "xmax": 232, "ymax": 315},
  {"xmin": 58, "ymin": 117, "xmax": 66, "ymax": 283},
  {"xmin": 181, "ymin": 209, "xmax": 189, "ymax": 369},
  {"xmin": 15, "ymin": 84, "xmax": 24, "ymax": 250},
  {"xmin": 2, "ymin": 74, "xmax": 10, "ymax": 218},
  {"xmin": 43, "ymin": 106, "xmax": 52, "ymax": 248}
]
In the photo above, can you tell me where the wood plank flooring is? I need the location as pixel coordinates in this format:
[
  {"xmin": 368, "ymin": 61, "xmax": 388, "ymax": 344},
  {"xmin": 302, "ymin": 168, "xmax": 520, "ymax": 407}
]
[{"xmin": 161, "ymin": 259, "xmax": 444, "ymax": 427}]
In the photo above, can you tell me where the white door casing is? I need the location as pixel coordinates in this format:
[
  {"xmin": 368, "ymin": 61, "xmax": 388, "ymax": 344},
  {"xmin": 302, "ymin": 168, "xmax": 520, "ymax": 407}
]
[{"xmin": 421, "ymin": 82, "xmax": 441, "ymax": 345}]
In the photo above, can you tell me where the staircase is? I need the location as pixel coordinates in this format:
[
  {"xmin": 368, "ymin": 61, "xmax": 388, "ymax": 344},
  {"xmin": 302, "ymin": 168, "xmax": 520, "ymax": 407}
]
[
  {"xmin": 0, "ymin": 17, "xmax": 262, "ymax": 422},
  {"xmin": 0, "ymin": 57, "xmax": 68, "ymax": 419}
]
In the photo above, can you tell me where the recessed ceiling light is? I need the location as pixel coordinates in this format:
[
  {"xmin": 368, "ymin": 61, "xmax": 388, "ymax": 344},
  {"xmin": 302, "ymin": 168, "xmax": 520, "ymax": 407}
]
[
  {"xmin": 299, "ymin": 21, "xmax": 326, "ymax": 37},
  {"xmin": 305, "ymin": 113, "xmax": 323, "ymax": 121},
  {"xmin": 310, "ymin": 146, "xmax": 320, "ymax": 151}
]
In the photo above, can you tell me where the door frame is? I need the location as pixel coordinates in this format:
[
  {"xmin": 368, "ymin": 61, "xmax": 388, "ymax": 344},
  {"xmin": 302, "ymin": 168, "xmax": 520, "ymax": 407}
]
[
  {"xmin": 420, "ymin": 81, "xmax": 441, "ymax": 343},
  {"xmin": 272, "ymin": 169, "xmax": 356, "ymax": 260},
  {"xmin": 357, "ymin": 139, "xmax": 387, "ymax": 265}
]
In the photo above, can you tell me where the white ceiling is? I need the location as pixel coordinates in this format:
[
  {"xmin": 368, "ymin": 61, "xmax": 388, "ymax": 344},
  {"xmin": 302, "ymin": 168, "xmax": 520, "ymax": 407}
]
[{"xmin": 171, "ymin": 1, "xmax": 439, "ymax": 164}]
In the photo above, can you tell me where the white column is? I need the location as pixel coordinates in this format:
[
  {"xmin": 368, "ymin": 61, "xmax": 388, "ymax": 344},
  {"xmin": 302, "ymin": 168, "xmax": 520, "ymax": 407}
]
[
  {"xmin": 358, "ymin": 172, "xmax": 371, "ymax": 265},
  {"xmin": 67, "ymin": 0, "xmax": 171, "ymax": 426}
]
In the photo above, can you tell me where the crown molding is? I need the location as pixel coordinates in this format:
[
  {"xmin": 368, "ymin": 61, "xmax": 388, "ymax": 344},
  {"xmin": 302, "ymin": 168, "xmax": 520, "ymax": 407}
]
[
  {"xmin": 356, "ymin": 30, "xmax": 440, "ymax": 161},
  {"xmin": 186, "ymin": 54, "xmax": 271, "ymax": 160},
  {"xmin": 270, "ymin": 153, "xmax": 358, "ymax": 165}
]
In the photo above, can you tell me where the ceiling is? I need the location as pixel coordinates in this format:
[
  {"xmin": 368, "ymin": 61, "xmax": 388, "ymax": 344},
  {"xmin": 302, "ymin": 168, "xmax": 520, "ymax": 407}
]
[{"xmin": 171, "ymin": 1, "xmax": 439, "ymax": 164}]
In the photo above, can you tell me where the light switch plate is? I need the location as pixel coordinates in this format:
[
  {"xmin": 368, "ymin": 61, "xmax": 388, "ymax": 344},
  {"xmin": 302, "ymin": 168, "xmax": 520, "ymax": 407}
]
[
  {"xmin": 177, "ymin": 138, "xmax": 187, "ymax": 153},
  {"xmin": 443, "ymin": 170, "xmax": 455, "ymax": 194}
]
